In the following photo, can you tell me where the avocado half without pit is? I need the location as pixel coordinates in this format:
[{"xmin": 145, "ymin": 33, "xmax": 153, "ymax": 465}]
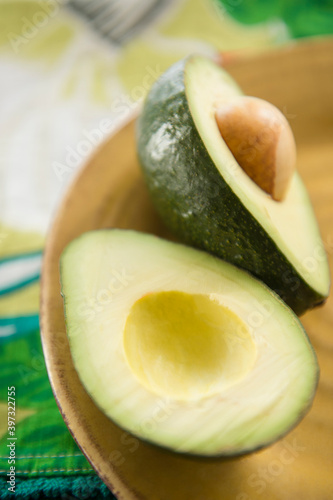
[
  {"xmin": 136, "ymin": 55, "xmax": 330, "ymax": 315},
  {"xmin": 61, "ymin": 230, "xmax": 318, "ymax": 457}
]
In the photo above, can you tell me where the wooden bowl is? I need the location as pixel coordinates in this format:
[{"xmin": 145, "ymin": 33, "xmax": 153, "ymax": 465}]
[{"xmin": 40, "ymin": 37, "xmax": 333, "ymax": 500}]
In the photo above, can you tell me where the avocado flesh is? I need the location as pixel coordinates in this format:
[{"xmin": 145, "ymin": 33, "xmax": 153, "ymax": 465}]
[
  {"xmin": 137, "ymin": 56, "xmax": 330, "ymax": 315},
  {"xmin": 124, "ymin": 290, "xmax": 257, "ymax": 401},
  {"xmin": 61, "ymin": 229, "xmax": 318, "ymax": 457}
]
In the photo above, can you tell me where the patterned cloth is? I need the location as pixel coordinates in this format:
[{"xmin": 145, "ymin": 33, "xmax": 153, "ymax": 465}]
[{"xmin": 0, "ymin": 0, "xmax": 331, "ymax": 498}]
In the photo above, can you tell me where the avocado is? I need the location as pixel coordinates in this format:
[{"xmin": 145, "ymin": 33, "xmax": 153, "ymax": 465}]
[
  {"xmin": 136, "ymin": 56, "xmax": 330, "ymax": 315},
  {"xmin": 60, "ymin": 229, "xmax": 318, "ymax": 457}
]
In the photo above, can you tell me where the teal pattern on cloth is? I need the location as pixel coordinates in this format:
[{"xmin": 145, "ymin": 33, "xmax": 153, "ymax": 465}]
[
  {"xmin": 0, "ymin": 475, "xmax": 115, "ymax": 499},
  {"xmin": 0, "ymin": 252, "xmax": 42, "ymax": 297}
]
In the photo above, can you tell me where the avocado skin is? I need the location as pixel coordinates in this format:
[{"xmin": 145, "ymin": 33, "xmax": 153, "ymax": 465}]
[{"xmin": 136, "ymin": 59, "xmax": 325, "ymax": 315}]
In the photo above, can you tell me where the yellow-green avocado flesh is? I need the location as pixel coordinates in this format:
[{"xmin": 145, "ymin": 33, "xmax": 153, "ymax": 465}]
[
  {"xmin": 136, "ymin": 55, "xmax": 330, "ymax": 315},
  {"xmin": 60, "ymin": 229, "xmax": 318, "ymax": 457}
]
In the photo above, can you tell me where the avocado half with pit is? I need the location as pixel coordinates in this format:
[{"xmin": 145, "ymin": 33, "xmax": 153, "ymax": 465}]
[
  {"xmin": 136, "ymin": 56, "xmax": 330, "ymax": 315},
  {"xmin": 60, "ymin": 229, "xmax": 318, "ymax": 457}
]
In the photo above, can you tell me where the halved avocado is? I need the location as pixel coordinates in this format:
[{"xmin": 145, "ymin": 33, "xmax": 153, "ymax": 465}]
[
  {"xmin": 136, "ymin": 56, "xmax": 330, "ymax": 315},
  {"xmin": 60, "ymin": 229, "xmax": 318, "ymax": 457}
]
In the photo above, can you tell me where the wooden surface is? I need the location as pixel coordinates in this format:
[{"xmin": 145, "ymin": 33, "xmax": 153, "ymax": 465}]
[{"xmin": 40, "ymin": 38, "xmax": 333, "ymax": 500}]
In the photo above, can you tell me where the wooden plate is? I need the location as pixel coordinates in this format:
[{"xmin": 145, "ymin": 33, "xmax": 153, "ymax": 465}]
[{"xmin": 40, "ymin": 38, "xmax": 333, "ymax": 500}]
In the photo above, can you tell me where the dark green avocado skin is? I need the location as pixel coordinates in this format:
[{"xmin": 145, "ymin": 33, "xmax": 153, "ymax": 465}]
[{"xmin": 136, "ymin": 58, "xmax": 325, "ymax": 315}]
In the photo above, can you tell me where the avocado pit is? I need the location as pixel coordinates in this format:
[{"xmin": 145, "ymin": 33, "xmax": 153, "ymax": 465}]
[{"xmin": 215, "ymin": 96, "xmax": 296, "ymax": 201}]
